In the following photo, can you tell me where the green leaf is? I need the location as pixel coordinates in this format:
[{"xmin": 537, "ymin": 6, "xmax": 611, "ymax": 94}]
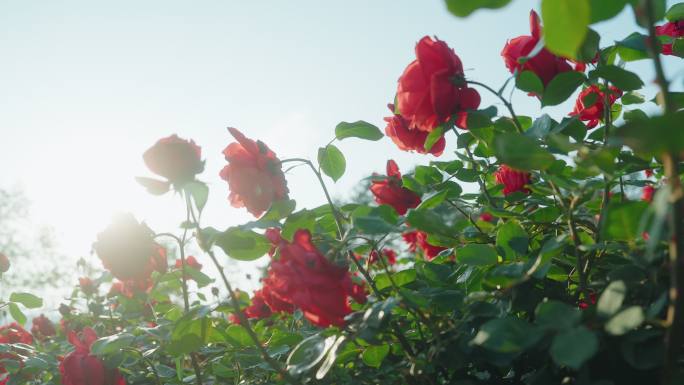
[
  {"xmin": 590, "ymin": 65, "xmax": 644, "ymax": 91},
  {"xmin": 616, "ymin": 32, "xmax": 650, "ymax": 62},
  {"xmin": 414, "ymin": 165, "xmax": 443, "ymax": 185},
  {"xmin": 406, "ymin": 209, "xmax": 453, "ymax": 237},
  {"xmin": 135, "ymin": 177, "xmax": 170, "ymax": 195},
  {"xmin": 622, "ymin": 91, "xmax": 645, "ymax": 105},
  {"xmin": 214, "ymin": 227, "xmax": 271, "ymax": 261},
  {"xmin": 597, "ymin": 280, "xmax": 627, "ymax": 318},
  {"xmin": 91, "ymin": 333, "xmax": 135, "ymax": 355},
  {"xmin": 472, "ymin": 317, "xmax": 541, "ymax": 353},
  {"xmin": 417, "ymin": 190, "xmax": 448, "ymax": 210},
  {"xmin": 287, "ymin": 334, "xmax": 336, "ymax": 375},
  {"xmin": 8, "ymin": 303, "xmax": 25, "ymax": 325},
  {"xmin": 496, "ymin": 221, "xmax": 529, "ymax": 260},
  {"xmin": 224, "ymin": 324, "xmax": 253, "ymax": 347},
  {"xmin": 375, "ymin": 269, "xmax": 416, "ymax": 291},
  {"xmin": 536, "ymin": 300, "xmax": 582, "ymax": 331},
  {"xmin": 602, "ymin": 201, "xmax": 649, "ymax": 241},
  {"xmin": 457, "ymin": 244, "xmax": 498, "ymax": 266},
  {"xmin": 424, "ymin": 126, "xmax": 444, "ymax": 152},
  {"xmin": 577, "ymin": 28, "xmax": 601, "ymax": 62},
  {"xmin": 184, "ymin": 181, "xmax": 209, "ymax": 213},
  {"xmin": 493, "ymin": 133, "xmax": 555, "ymax": 171},
  {"xmin": 666, "ymin": 3, "xmax": 684, "ymax": 21},
  {"xmin": 612, "ymin": 112, "xmax": 684, "ymax": 157},
  {"xmin": 361, "ymin": 344, "xmax": 390, "ymax": 368},
  {"xmin": 605, "ymin": 306, "xmax": 645, "ymax": 336},
  {"xmin": 542, "ymin": 0, "xmax": 590, "ymax": 59},
  {"xmin": 542, "ymin": 71, "xmax": 586, "ymax": 106},
  {"xmin": 260, "ymin": 199, "xmax": 296, "ymax": 222},
  {"xmin": 335, "ymin": 121, "xmax": 383, "ymax": 141},
  {"xmin": 318, "ymin": 145, "xmax": 346, "ymax": 182},
  {"xmin": 516, "ymin": 71, "xmax": 544, "ymax": 95},
  {"xmin": 9, "ymin": 292, "xmax": 43, "ymax": 309},
  {"xmin": 590, "ymin": 0, "xmax": 627, "ymax": 23},
  {"xmin": 526, "ymin": 114, "xmax": 556, "ymax": 139},
  {"xmin": 444, "ymin": 0, "xmax": 511, "ymax": 17},
  {"xmin": 550, "ymin": 327, "xmax": 599, "ymax": 369}
]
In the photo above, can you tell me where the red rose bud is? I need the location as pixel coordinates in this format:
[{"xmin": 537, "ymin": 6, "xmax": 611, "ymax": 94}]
[
  {"xmin": 219, "ymin": 127, "xmax": 289, "ymax": 217},
  {"xmin": 93, "ymin": 213, "xmax": 167, "ymax": 290},
  {"xmin": 78, "ymin": 277, "xmax": 97, "ymax": 296},
  {"xmin": 0, "ymin": 253, "xmax": 9, "ymax": 273},
  {"xmin": 60, "ymin": 328, "xmax": 126, "ymax": 385},
  {"xmin": 262, "ymin": 230, "xmax": 361, "ymax": 327},
  {"xmin": 403, "ymin": 231, "xmax": 448, "ymax": 260},
  {"xmin": 479, "ymin": 212, "xmax": 495, "ymax": 223},
  {"xmin": 569, "ymin": 85, "xmax": 622, "ymax": 129},
  {"xmin": 0, "ymin": 323, "xmax": 33, "ymax": 344},
  {"xmin": 655, "ymin": 20, "xmax": 684, "ymax": 56},
  {"xmin": 397, "ymin": 36, "xmax": 480, "ymax": 131},
  {"xmin": 642, "ymin": 185, "xmax": 655, "ymax": 202},
  {"xmin": 143, "ymin": 134, "xmax": 204, "ymax": 185},
  {"xmin": 579, "ymin": 293, "xmax": 597, "ymax": 310},
  {"xmin": 175, "ymin": 255, "xmax": 203, "ymax": 271},
  {"xmin": 369, "ymin": 249, "xmax": 397, "ymax": 265},
  {"xmin": 494, "ymin": 165, "xmax": 531, "ymax": 196},
  {"xmin": 31, "ymin": 314, "xmax": 56, "ymax": 339},
  {"xmin": 370, "ymin": 160, "xmax": 422, "ymax": 215},
  {"xmin": 384, "ymin": 105, "xmax": 446, "ymax": 156},
  {"xmin": 502, "ymin": 11, "xmax": 585, "ymax": 92},
  {"xmin": 645, "ymin": 169, "xmax": 654, "ymax": 178}
]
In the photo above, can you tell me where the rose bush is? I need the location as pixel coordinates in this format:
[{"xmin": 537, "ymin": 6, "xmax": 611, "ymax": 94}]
[{"xmin": 1, "ymin": 1, "xmax": 684, "ymax": 384}]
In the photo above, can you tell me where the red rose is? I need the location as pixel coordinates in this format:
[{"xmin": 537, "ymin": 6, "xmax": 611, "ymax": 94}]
[
  {"xmin": 219, "ymin": 128, "xmax": 289, "ymax": 217},
  {"xmin": 645, "ymin": 169, "xmax": 654, "ymax": 178},
  {"xmin": 60, "ymin": 328, "xmax": 126, "ymax": 385},
  {"xmin": 369, "ymin": 249, "xmax": 397, "ymax": 266},
  {"xmin": 0, "ymin": 253, "xmax": 9, "ymax": 273},
  {"xmin": 494, "ymin": 165, "xmax": 531, "ymax": 195},
  {"xmin": 370, "ymin": 160, "xmax": 422, "ymax": 215},
  {"xmin": 642, "ymin": 185, "xmax": 655, "ymax": 202},
  {"xmin": 0, "ymin": 323, "xmax": 32, "ymax": 345},
  {"xmin": 655, "ymin": 21, "xmax": 684, "ymax": 56},
  {"xmin": 479, "ymin": 212, "xmax": 495, "ymax": 223},
  {"xmin": 262, "ymin": 229, "xmax": 360, "ymax": 327},
  {"xmin": 78, "ymin": 277, "xmax": 97, "ymax": 296},
  {"xmin": 261, "ymin": 283, "xmax": 296, "ymax": 314},
  {"xmin": 569, "ymin": 85, "xmax": 622, "ymax": 129},
  {"xmin": 93, "ymin": 214, "xmax": 167, "ymax": 289},
  {"xmin": 244, "ymin": 290, "xmax": 273, "ymax": 320},
  {"xmin": 502, "ymin": 11, "xmax": 585, "ymax": 91},
  {"xmin": 397, "ymin": 36, "xmax": 481, "ymax": 131},
  {"xmin": 384, "ymin": 105, "xmax": 446, "ymax": 156},
  {"xmin": 403, "ymin": 231, "xmax": 448, "ymax": 260},
  {"xmin": 579, "ymin": 292, "xmax": 597, "ymax": 310},
  {"xmin": 143, "ymin": 135, "xmax": 204, "ymax": 185},
  {"xmin": 31, "ymin": 315, "xmax": 56, "ymax": 339}
]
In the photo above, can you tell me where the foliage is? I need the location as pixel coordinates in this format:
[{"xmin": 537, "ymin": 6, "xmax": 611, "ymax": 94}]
[{"xmin": 2, "ymin": 1, "xmax": 684, "ymax": 385}]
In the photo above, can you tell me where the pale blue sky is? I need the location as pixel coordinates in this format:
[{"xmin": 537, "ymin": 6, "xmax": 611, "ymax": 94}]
[{"xmin": 0, "ymin": 0, "xmax": 680, "ymax": 272}]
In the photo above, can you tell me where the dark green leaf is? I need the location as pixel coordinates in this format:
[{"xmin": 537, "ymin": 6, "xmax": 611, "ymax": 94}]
[
  {"xmin": 602, "ymin": 201, "xmax": 649, "ymax": 241},
  {"xmin": 612, "ymin": 112, "xmax": 684, "ymax": 157},
  {"xmin": 91, "ymin": 333, "xmax": 135, "ymax": 356},
  {"xmin": 542, "ymin": 0, "xmax": 590, "ymax": 59},
  {"xmin": 542, "ymin": 71, "xmax": 586, "ymax": 106},
  {"xmin": 472, "ymin": 317, "xmax": 541, "ymax": 353},
  {"xmin": 406, "ymin": 209, "xmax": 453, "ymax": 237},
  {"xmin": 414, "ymin": 165, "xmax": 443, "ymax": 185},
  {"xmin": 616, "ymin": 32, "xmax": 650, "ymax": 61},
  {"xmin": 457, "ymin": 244, "xmax": 498, "ymax": 266},
  {"xmin": 362, "ymin": 345, "xmax": 390, "ymax": 368},
  {"xmin": 496, "ymin": 221, "xmax": 529, "ymax": 260},
  {"xmin": 335, "ymin": 121, "xmax": 383, "ymax": 141},
  {"xmin": 590, "ymin": 0, "xmax": 627, "ymax": 23},
  {"xmin": 493, "ymin": 133, "xmax": 555, "ymax": 171},
  {"xmin": 318, "ymin": 145, "xmax": 346, "ymax": 182},
  {"xmin": 622, "ymin": 91, "xmax": 645, "ymax": 105},
  {"xmin": 535, "ymin": 300, "xmax": 582, "ymax": 331},
  {"xmin": 577, "ymin": 28, "xmax": 601, "ymax": 62},
  {"xmin": 424, "ymin": 126, "xmax": 444, "ymax": 152},
  {"xmin": 550, "ymin": 327, "xmax": 599, "ymax": 369},
  {"xmin": 444, "ymin": 0, "xmax": 511, "ymax": 17},
  {"xmin": 516, "ymin": 71, "xmax": 544, "ymax": 95},
  {"xmin": 215, "ymin": 227, "xmax": 271, "ymax": 261},
  {"xmin": 666, "ymin": 3, "xmax": 684, "ymax": 21},
  {"xmin": 261, "ymin": 199, "xmax": 296, "ymax": 222},
  {"xmin": 591, "ymin": 65, "xmax": 644, "ymax": 91}
]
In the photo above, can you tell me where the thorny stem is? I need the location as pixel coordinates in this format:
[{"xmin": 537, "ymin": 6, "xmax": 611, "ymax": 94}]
[
  {"xmin": 185, "ymin": 198, "xmax": 303, "ymax": 385},
  {"xmin": 467, "ymin": 80, "xmax": 524, "ymax": 133},
  {"xmin": 567, "ymin": 196, "xmax": 589, "ymax": 302},
  {"xmin": 642, "ymin": 0, "xmax": 683, "ymax": 381}
]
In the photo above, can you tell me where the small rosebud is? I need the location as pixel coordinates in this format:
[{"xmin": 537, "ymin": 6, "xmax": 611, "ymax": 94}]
[
  {"xmin": 211, "ymin": 287, "xmax": 220, "ymax": 297},
  {"xmin": 59, "ymin": 304, "xmax": 72, "ymax": 316},
  {"xmin": 0, "ymin": 253, "xmax": 10, "ymax": 273}
]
